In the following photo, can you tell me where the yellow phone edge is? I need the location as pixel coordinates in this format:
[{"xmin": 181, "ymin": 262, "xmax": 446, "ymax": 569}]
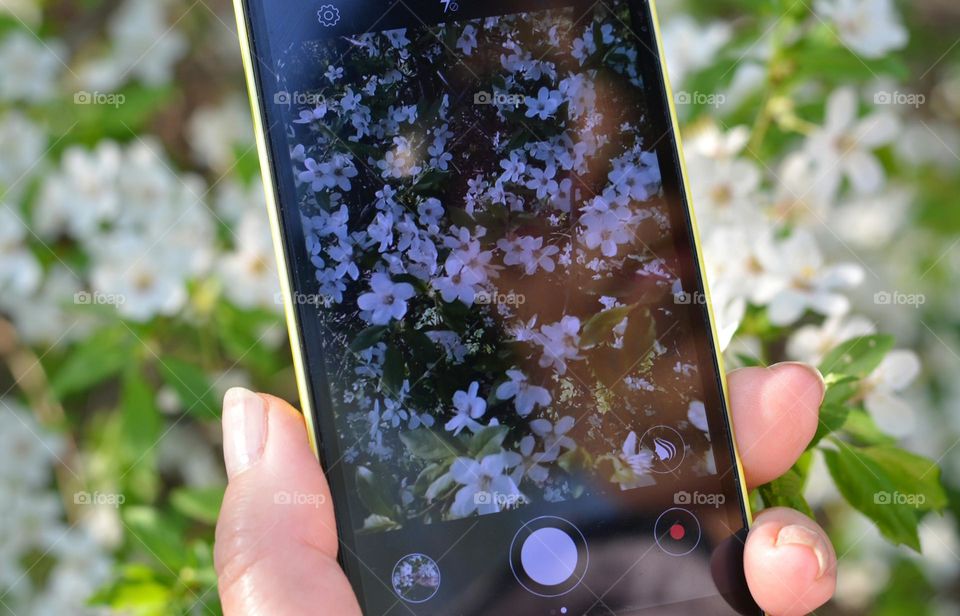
[
  {"xmin": 232, "ymin": 0, "xmax": 322, "ymax": 458},
  {"xmin": 647, "ymin": 0, "xmax": 755, "ymax": 527}
]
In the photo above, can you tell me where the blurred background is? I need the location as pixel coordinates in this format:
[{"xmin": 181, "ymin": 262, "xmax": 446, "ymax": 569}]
[{"xmin": 0, "ymin": 0, "xmax": 958, "ymax": 613}]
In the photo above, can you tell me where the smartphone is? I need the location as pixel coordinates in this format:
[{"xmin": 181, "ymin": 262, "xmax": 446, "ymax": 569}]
[{"xmin": 233, "ymin": 0, "xmax": 758, "ymax": 613}]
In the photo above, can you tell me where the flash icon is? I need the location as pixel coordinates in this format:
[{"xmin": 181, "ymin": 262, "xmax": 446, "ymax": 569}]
[{"xmin": 440, "ymin": 0, "xmax": 459, "ymax": 13}]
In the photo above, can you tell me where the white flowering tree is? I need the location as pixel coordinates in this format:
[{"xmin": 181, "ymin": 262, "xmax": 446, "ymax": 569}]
[
  {"xmin": 0, "ymin": 0, "xmax": 958, "ymax": 613},
  {"xmin": 664, "ymin": 0, "xmax": 960, "ymax": 610}
]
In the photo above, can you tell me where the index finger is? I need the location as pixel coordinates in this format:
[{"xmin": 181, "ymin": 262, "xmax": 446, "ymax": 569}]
[{"xmin": 728, "ymin": 362, "xmax": 826, "ymax": 489}]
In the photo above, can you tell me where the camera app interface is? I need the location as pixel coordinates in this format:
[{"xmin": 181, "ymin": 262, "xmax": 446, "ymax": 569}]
[{"xmin": 250, "ymin": 0, "xmax": 756, "ymax": 613}]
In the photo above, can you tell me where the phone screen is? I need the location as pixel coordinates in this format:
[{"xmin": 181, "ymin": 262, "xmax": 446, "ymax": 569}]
[{"xmin": 238, "ymin": 0, "xmax": 758, "ymax": 613}]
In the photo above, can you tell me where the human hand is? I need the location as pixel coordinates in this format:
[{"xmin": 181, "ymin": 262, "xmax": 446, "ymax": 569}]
[{"xmin": 214, "ymin": 362, "xmax": 835, "ymax": 615}]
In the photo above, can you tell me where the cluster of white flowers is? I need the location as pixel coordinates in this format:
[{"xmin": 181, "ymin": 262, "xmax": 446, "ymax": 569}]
[
  {"xmin": 661, "ymin": 5, "xmax": 960, "ymax": 610},
  {"xmin": 686, "ymin": 84, "xmax": 923, "ymax": 417},
  {"xmin": 32, "ymin": 140, "xmax": 212, "ymax": 322},
  {"xmin": 0, "ymin": 31, "xmax": 65, "ymax": 103},
  {"xmin": 0, "ymin": 400, "xmax": 111, "ymax": 614},
  {"xmin": 2, "ymin": 134, "xmax": 281, "ymax": 337},
  {"xmin": 288, "ymin": 7, "xmax": 731, "ymax": 526},
  {"xmin": 814, "ymin": 0, "xmax": 907, "ymax": 59},
  {"xmin": 671, "ymin": 5, "xmax": 960, "ymax": 594},
  {"xmin": 77, "ymin": 0, "xmax": 187, "ymax": 91},
  {"xmin": 0, "ymin": 0, "xmax": 286, "ymax": 607}
]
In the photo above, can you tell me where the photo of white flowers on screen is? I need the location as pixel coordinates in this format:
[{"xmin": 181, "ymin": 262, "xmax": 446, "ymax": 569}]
[{"xmin": 280, "ymin": 2, "xmax": 719, "ymax": 531}]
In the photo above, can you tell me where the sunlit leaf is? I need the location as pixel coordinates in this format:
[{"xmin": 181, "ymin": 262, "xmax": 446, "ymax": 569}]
[
  {"xmin": 356, "ymin": 467, "xmax": 396, "ymax": 519},
  {"xmin": 348, "ymin": 325, "xmax": 388, "ymax": 352},
  {"xmin": 158, "ymin": 358, "xmax": 217, "ymax": 419},
  {"xmin": 823, "ymin": 444, "xmax": 945, "ymax": 551},
  {"xmin": 581, "ymin": 304, "xmax": 636, "ymax": 348},
  {"xmin": 399, "ymin": 429, "xmax": 461, "ymax": 461}
]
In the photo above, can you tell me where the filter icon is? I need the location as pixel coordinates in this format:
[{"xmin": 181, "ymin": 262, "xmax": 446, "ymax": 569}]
[
  {"xmin": 653, "ymin": 436, "xmax": 677, "ymax": 463},
  {"xmin": 640, "ymin": 425, "xmax": 685, "ymax": 473}
]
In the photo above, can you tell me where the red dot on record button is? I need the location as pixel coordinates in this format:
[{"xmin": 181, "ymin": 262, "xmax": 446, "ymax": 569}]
[{"xmin": 669, "ymin": 523, "xmax": 685, "ymax": 541}]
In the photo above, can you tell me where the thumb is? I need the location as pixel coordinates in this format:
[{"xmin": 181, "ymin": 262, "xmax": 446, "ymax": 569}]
[{"xmin": 214, "ymin": 388, "xmax": 361, "ymax": 616}]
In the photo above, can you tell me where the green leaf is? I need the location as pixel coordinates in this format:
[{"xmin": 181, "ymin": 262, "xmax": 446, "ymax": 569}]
[
  {"xmin": 106, "ymin": 579, "xmax": 172, "ymax": 615},
  {"xmin": 468, "ymin": 425, "xmax": 509, "ymax": 457},
  {"xmin": 757, "ymin": 466, "xmax": 814, "ymax": 517},
  {"xmin": 213, "ymin": 303, "xmax": 284, "ymax": 376},
  {"xmin": 447, "ymin": 206, "xmax": 475, "ymax": 229},
  {"xmin": 359, "ymin": 514, "xmax": 402, "ymax": 533},
  {"xmin": 842, "ymin": 409, "xmax": 897, "ymax": 447},
  {"xmin": 734, "ymin": 353, "xmax": 765, "ymax": 368},
  {"xmin": 412, "ymin": 462, "xmax": 447, "ymax": 497},
  {"xmin": 621, "ymin": 307, "xmax": 657, "ymax": 362},
  {"xmin": 121, "ymin": 365, "xmax": 161, "ymax": 456},
  {"xmin": 123, "ymin": 506, "xmax": 186, "ymax": 570},
  {"xmin": 399, "ymin": 429, "xmax": 461, "ymax": 461},
  {"xmin": 872, "ymin": 559, "xmax": 936, "ymax": 615},
  {"xmin": 348, "ymin": 325, "xmax": 387, "ymax": 353},
  {"xmin": 170, "ymin": 487, "xmax": 224, "ymax": 525},
  {"xmin": 822, "ymin": 444, "xmax": 945, "ymax": 551},
  {"xmin": 381, "ymin": 345, "xmax": 404, "ymax": 394},
  {"xmin": 861, "ymin": 446, "xmax": 948, "ymax": 511},
  {"xmin": 158, "ymin": 358, "xmax": 217, "ymax": 419},
  {"xmin": 822, "ymin": 373, "xmax": 861, "ymax": 406},
  {"xmin": 808, "ymin": 403, "xmax": 850, "ymax": 449},
  {"xmin": 581, "ymin": 304, "xmax": 636, "ymax": 348},
  {"xmin": 402, "ymin": 328, "xmax": 441, "ymax": 364},
  {"xmin": 557, "ymin": 447, "xmax": 592, "ymax": 473},
  {"xmin": 791, "ymin": 43, "xmax": 909, "ymax": 83},
  {"xmin": 356, "ymin": 467, "xmax": 396, "ymax": 518},
  {"xmin": 53, "ymin": 328, "xmax": 130, "ymax": 396},
  {"xmin": 819, "ymin": 335, "xmax": 894, "ymax": 380},
  {"xmin": 597, "ymin": 453, "xmax": 635, "ymax": 486}
]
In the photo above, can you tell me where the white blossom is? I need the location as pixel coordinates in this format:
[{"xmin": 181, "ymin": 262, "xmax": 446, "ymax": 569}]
[
  {"xmin": 496, "ymin": 370, "xmax": 551, "ymax": 416},
  {"xmin": 805, "ymin": 87, "xmax": 898, "ymax": 196},
  {"xmin": 447, "ymin": 452, "xmax": 523, "ymax": 517},
  {"xmin": 357, "ymin": 272, "xmax": 415, "ymax": 325},
  {"xmin": 537, "ymin": 316, "xmax": 583, "ymax": 374},
  {"xmin": 0, "ymin": 32, "xmax": 64, "ymax": 102},
  {"xmin": 861, "ymin": 350, "xmax": 920, "ymax": 437},
  {"xmin": 753, "ymin": 230, "xmax": 865, "ymax": 326},
  {"xmin": 815, "ymin": 0, "xmax": 907, "ymax": 59},
  {"xmin": 787, "ymin": 314, "xmax": 877, "ymax": 364},
  {"xmin": 444, "ymin": 382, "xmax": 487, "ymax": 435},
  {"xmin": 530, "ymin": 416, "xmax": 576, "ymax": 456}
]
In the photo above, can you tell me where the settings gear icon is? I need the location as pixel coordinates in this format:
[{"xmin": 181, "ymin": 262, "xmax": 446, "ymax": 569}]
[{"xmin": 317, "ymin": 4, "xmax": 341, "ymax": 27}]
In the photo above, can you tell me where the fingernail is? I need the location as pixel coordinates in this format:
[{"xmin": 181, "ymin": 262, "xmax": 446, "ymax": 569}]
[
  {"xmin": 773, "ymin": 361, "xmax": 826, "ymax": 403},
  {"xmin": 223, "ymin": 388, "xmax": 267, "ymax": 478},
  {"xmin": 776, "ymin": 524, "xmax": 832, "ymax": 579}
]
